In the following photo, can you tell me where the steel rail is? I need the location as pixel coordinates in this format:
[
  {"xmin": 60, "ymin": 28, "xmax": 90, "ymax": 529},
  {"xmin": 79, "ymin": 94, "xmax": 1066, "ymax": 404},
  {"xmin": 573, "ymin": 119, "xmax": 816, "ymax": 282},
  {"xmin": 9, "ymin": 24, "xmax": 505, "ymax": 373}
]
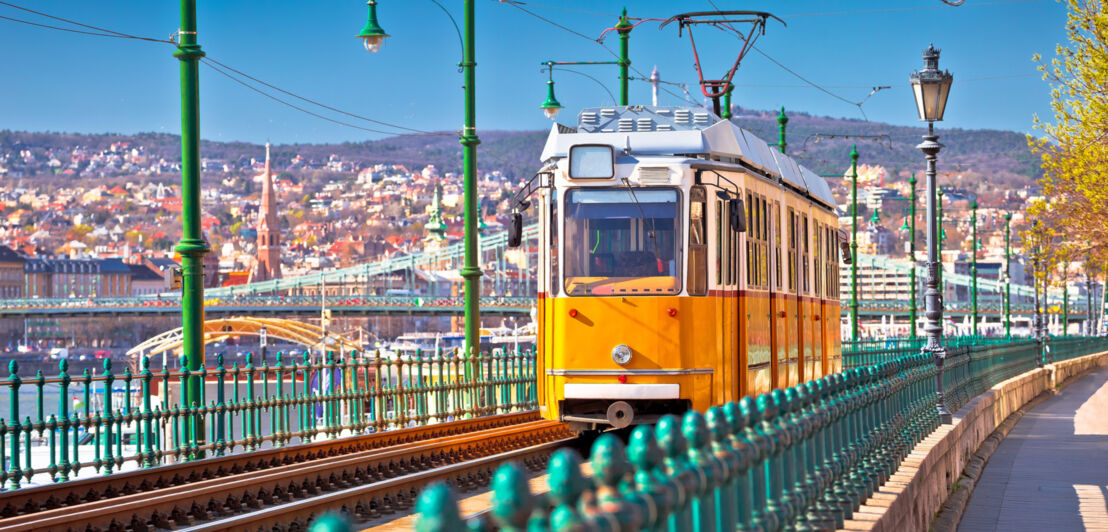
[
  {"xmin": 0, "ymin": 418, "xmax": 569, "ymax": 532},
  {"xmin": 179, "ymin": 436, "xmax": 573, "ymax": 532},
  {"xmin": 0, "ymin": 411, "xmax": 537, "ymax": 518}
]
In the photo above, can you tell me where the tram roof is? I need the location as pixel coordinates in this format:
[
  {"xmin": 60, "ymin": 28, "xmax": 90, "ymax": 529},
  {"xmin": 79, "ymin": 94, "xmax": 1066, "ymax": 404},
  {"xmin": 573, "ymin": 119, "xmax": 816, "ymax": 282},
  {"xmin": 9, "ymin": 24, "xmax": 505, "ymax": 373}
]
[{"xmin": 540, "ymin": 105, "xmax": 836, "ymax": 208}]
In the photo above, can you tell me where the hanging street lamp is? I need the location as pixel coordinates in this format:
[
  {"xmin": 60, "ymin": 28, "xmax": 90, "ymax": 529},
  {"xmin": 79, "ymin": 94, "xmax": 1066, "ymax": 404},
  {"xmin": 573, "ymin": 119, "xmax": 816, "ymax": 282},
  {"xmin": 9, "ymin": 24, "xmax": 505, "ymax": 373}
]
[
  {"xmin": 539, "ymin": 65, "xmax": 563, "ymax": 120},
  {"xmin": 359, "ymin": 0, "xmax": 482, "ymax": 355},
  {"xmin": 356, "ymin": 1, "xmax": 390, "ymax": 53},
  {"xmin": 910, "ymin": 43, "xmax": 954, "ymax": 424}
]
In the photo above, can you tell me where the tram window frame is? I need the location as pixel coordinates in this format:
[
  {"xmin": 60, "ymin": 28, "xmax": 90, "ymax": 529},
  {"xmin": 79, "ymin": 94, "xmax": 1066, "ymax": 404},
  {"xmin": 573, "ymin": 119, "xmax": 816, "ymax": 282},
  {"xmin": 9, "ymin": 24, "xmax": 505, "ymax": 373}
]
[{"xmin": 688, "ymin": 186, "xmax": 708, "ymax": 296}]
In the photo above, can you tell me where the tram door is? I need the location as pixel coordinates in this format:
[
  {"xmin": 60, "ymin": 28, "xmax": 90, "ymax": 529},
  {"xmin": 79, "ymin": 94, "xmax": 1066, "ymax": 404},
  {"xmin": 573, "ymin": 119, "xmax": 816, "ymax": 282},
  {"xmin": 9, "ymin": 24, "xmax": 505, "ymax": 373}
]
[
  {"xmin": 769, "ymin": 200, "xmax": 782, "ymax": 389},
  {"xmin": 718, "ymin": 195, "xmax": 741, "ymax": 400},
  {"xmin": 810, "ymin": 217, "xmax": 825, "ymax": 380}
]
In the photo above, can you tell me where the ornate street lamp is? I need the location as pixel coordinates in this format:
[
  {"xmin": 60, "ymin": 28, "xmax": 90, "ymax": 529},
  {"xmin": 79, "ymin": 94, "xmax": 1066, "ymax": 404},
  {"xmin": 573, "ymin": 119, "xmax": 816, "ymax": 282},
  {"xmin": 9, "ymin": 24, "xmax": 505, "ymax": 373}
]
[
  {"xmin": 356, "ymin": 1, "xmax": 390, "ymax": 53},
  {"xmin": 910, "ymin": 43, "xmax": 954, "ymax": 424}
]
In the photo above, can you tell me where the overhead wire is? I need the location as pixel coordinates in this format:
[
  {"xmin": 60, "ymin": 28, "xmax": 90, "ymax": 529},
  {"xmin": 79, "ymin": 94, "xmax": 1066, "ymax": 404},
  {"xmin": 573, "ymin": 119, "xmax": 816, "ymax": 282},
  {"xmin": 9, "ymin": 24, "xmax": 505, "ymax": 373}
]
[
  {"xmin": 200, "ymin": 59, "xmax": 418, "ymax": 137},
  {"xmin": 202, "ymin": 57, "xmax": 441, "ymax": 135},
  {"xmin": 0, "ymin": 1, "xmax": 455, "ymax": 139},
  {"xmin": 0, "ymin": 14, "xmax": 170, "ymax": 42},
  {"xmin": 0, "ymin": 0, "xmax": 172, "ymax": 43}
]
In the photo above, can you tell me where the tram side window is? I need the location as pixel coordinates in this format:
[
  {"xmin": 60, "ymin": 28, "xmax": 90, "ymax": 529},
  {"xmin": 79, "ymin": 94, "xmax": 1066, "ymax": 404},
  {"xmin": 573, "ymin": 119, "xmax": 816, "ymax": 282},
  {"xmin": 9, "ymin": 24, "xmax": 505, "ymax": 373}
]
[
  {"xmin": 802, "ymin": 215, "xmax": 810, "ymax": 294},
  {"xmin": 688, "ymin": 186, "xmax": 707, "ymax": 296},
  {"xmin": 550, "ymin": 191, "xmax": 559, "ymax": 296}
]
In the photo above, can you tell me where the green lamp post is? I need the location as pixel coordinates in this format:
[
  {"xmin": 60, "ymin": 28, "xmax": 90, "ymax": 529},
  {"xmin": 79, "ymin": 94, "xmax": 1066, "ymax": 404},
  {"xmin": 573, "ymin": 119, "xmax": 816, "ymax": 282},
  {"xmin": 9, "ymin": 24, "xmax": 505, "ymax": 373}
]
[
  {"xmin": 776, "ymin": 107, "xmax": 788, "ymax": 153},
  {"xmin": 903, "ymin": 174, "xmax": 918, "ymax": 338},
  {"xmin": 721, "ymin": 83, "xmax": 735, "ymax": 119},
  {"xmin": 616, "ymin": 8, "xmax": 632, "ymax": 106},
  {"xmin": 970, "ymin": 200, "xmax": 978, "ymax": 336},
  {"xmin": 361, "ymin": 0, "xmax": 482, "ymax": 354},
  {"xmin": 174, "ymin": 0, "xmax": 211, "ymax": 452},
  {"xmin": 849, "ymin": 145, "xmax": 860, "ymax": 342},
  {"xmin": 1004, "ymin": 212, "xmax": 1012, "ymax": 338},
  {"xmin": 356, "ymin": 1, "xmax": 390, "ymax": 53}
]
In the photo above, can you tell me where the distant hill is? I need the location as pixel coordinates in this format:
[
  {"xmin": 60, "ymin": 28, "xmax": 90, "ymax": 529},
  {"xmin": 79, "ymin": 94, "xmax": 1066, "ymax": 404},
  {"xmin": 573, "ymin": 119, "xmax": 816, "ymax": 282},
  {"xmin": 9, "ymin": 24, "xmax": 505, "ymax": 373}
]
[{"xmin": 0, "ymin": 109, "xmax": 1040, "ymax": 190}]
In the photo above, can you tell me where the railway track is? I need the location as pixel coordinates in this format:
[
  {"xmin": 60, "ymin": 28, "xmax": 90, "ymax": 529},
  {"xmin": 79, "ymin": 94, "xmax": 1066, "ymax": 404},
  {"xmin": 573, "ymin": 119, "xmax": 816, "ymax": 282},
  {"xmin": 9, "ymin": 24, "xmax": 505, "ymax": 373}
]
[
  {"xmin": 0, "ymin": 417, "xmax": 572, "ymax": 532},
  {"xmin": 0, "ymin": 411, "xmax": 537, "ymax": 519}
]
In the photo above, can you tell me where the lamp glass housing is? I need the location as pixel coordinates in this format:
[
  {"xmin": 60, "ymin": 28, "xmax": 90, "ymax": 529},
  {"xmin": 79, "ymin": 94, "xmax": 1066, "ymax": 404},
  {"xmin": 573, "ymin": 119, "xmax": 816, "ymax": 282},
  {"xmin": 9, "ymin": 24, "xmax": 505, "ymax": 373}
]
[
  {"xmin": 362, "ymin": 35, "xmax": 386, "ymax": 53},
  {"xmin": 909, "ymin": 45, "xmax": 954, "ymax": 122}
]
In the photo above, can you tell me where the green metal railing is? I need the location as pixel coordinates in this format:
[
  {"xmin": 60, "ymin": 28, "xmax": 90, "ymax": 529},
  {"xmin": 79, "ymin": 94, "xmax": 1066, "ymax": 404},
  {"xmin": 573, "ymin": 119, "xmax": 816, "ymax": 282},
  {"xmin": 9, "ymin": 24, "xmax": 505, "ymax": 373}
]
[
  {"xmin": 0, "ymin": 347, "xmax": 535, "ymax": 489},
  {"xmin": 416, "ymin": 336, "xmax": 1108, "ymax": 531}
]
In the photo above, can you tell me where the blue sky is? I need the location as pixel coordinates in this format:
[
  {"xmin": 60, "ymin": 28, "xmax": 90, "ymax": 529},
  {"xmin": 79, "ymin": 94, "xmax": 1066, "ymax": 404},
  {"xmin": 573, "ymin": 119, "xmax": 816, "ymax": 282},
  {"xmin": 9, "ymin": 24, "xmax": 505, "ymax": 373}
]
[{"xmin": 0, "ymin": 0, "xmax": 1069, "ymax": 144}]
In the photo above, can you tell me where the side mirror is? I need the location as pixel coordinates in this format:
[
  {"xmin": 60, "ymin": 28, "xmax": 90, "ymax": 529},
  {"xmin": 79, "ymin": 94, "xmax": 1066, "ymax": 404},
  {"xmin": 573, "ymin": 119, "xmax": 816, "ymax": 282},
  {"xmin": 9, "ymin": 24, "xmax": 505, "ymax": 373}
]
[
  {"xmin": 729, "ymin": 198, "xmax": 746, "ymax": 233},
  {"xmin": 840, "ymin": 241, "xmax": 852, "ymax": 264},
  {"xmin": 508, "ymin": 212, "xmax": 523, "ymax": 248}
]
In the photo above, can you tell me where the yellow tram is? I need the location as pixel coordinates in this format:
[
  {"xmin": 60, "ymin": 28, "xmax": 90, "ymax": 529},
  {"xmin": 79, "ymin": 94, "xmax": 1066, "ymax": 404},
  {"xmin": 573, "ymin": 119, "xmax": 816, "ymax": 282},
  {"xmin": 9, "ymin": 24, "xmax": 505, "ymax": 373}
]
[{"xmin": 510, "ymin": 106, "xmax": 842, "ymax": 432}]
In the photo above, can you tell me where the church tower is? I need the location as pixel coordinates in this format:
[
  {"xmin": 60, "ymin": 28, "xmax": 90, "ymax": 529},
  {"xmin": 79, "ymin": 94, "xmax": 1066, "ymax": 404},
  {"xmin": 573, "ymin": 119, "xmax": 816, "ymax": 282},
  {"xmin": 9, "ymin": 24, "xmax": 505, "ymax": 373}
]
[
  {"xmin": 252, "ymin": 143, "xmax": 282, "ymax": 282},
  {"xmin": 425, "ymin": 177, "xmax": 447, "ymax": 242}
]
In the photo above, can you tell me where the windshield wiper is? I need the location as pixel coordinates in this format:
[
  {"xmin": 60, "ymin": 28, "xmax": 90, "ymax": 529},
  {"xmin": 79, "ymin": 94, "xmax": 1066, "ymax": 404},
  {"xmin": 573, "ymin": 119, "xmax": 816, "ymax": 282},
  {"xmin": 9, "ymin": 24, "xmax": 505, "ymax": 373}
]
[{"xmin": 621, "ymin": 178, "xmax": 663, "ymax": 273}]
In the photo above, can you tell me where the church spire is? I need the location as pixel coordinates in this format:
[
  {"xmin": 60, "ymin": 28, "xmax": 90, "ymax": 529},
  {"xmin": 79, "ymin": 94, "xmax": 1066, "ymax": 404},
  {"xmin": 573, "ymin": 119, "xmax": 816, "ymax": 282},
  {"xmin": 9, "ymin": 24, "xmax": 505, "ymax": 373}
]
[{"xmin": 251, "ymin": 142, "xmax": 282, "ymax": 282}]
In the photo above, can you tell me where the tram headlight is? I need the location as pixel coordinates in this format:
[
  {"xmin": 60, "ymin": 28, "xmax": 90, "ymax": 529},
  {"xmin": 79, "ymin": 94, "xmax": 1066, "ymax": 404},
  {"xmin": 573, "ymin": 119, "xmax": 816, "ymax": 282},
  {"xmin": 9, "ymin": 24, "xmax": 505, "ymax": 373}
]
[{"xmin": 611, "ymin": 344, "xmax": 632, "ymax": 366}]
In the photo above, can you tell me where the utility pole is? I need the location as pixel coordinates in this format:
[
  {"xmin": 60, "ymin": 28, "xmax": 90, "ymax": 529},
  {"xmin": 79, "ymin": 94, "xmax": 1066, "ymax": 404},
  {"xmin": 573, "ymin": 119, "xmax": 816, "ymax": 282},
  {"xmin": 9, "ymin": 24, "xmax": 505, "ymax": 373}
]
[
  {"xmin": 174, "ymin": 0, "xmax": 210, "ymax": 452},
  {"xmin": 908, "ymin": 174, "xmax": 918, "ymax": 338}
]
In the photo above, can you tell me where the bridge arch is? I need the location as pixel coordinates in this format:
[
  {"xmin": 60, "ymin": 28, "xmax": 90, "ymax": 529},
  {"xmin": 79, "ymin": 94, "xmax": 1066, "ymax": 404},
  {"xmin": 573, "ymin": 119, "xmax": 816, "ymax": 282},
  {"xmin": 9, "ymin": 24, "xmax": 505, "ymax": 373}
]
[{"xmin": 126, "ymin": 316, "xmax": 363, "ymax": 361}]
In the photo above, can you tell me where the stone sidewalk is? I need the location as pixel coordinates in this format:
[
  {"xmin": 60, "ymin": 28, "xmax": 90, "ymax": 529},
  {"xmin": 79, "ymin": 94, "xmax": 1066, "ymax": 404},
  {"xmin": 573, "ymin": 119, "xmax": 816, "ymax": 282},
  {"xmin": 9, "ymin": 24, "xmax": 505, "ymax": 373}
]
[{"xmin": 958, "ymin": 367, "xmax": 1108, "ymax": 532}]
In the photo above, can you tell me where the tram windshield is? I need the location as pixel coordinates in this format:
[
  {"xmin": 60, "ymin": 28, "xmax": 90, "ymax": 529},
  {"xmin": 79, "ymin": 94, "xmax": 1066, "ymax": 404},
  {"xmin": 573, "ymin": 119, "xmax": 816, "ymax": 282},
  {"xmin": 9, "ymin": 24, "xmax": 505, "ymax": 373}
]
[{"xmin": 563, "ymin": 187, "xmax": 681, "ymax": 296}]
